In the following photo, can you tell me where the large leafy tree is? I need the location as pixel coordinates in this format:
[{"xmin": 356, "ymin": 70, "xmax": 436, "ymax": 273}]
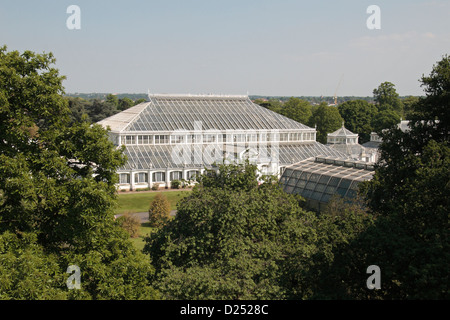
[
  {"xmin": 354, "ymin": 55, "xmax": 450, "ymax": 299},
  {"xmin": 371, "ymin": 108, "xmax": 401, "ymax": 133},
  {"xmin": 86, "ymin": 98, "xmax": 119, "ymax": 122},
  {"xmin": 144, "ymin": 162, "xmax": 323, "ymax": 299},
  {"xmin": 310, "ymin": 102, "xmax": 343, "ymax": 143},
  {"xmin": 0, "ymin": 45, "xmax": 158, "ymax": 299},
  {"xmin": 118, "ymin": 97, "xmax": 135, "ymax": 111},
  {"xmin": 279, "ymin": 97, "xmax": 313, "ymax": 126},
  {"xmin": 401, "ymin": 95, "xmax": 420, "ymax": 120},
  {"xmin": 337, "ymin": 100, "xmax": 378, "ymax": 143},
  {"xmin": 373, "ymin": 81, "xmax": 404, "ymax": 115}
]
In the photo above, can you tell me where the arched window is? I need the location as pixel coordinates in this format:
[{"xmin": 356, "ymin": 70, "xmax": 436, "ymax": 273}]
[
  {"xmin": 152, "ymin": 172, "xmax": 166, "ymax": 182},
  {"xmin": 135, "ymin": 173, "xmax": 148, "ymax": 183},
  {"xmin": 187, "ymin": 170, "xmax": 200, "ymax": 181},
  {"xmin": 170, "ymin": 171, "xmax": 183, "ymax": 181},
  {"xmin": 119, "ymin": 173, "xmax": 130, "ymax": 184}
]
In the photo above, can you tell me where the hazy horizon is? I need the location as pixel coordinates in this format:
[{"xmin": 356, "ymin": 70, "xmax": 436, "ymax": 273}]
[{"xmin": 1, "ymin": 0, "xmax": 449, "ymax": 97}]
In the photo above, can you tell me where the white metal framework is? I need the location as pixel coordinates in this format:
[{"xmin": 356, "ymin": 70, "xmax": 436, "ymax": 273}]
[
  {"xmin": 280, "ymin": 156, "xmax": 374, "ymax": 211},
  {"xmin": 98, "ymin": 94, "xmax": 347, "ymax": 190}
]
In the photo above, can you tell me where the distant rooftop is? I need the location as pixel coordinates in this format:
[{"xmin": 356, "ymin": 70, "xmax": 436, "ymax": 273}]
[{"xmin": 327, "ymin": 123, "xmax": 358, "ymax": 137}]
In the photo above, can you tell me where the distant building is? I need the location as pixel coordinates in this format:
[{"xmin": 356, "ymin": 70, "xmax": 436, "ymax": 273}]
[
  {"xmin": 327, "ymin": 123, "xmax": 377, "ymax": 163},
  {"xmin": 362, "ymin": 120, "xmax": 414, "ymax": 163}
]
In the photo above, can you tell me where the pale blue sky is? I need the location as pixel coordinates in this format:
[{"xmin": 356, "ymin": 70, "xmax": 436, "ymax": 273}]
[{"xmin": 1, "ymin": 0, "xmax": 449, "ymax": 96}]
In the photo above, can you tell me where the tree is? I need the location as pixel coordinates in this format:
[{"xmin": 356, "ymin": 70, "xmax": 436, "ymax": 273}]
[
  {"xmin": 279, "ymin": 97, "xmax": 312, "ymax": 125},
  {"xmin": 144, "ymin": 163, "xmax": 322, "ymax": 299},
  {"xmin": 253, "ymin": 98, "xmax": 283, "ymax": 113},
  {"xmin": 371, "ymin": 109, "xmax": 401, "ymax": 133},
  {"xmin": 0, "ymin": 45, "xmax": 158, "ymax": 299},
  {"xmin": 134, "ymin": 98, "xmax": 147, "ymax": 105},
  {"xmin": 356, "ymin": 55, "xmax": 450, "ymax": 299},
  {"xmin": 86, "ymin": 98, "xmax": 119, "ymax": 122},
  {"xmin": 310, "ymin": 103, "xmax": 343, "ymax": 143},
  {"xmin": 338, "ymin": 100, "xmax": 378, "ymax": 143},
  {"xmin": 0, "ymin": 232, "xmax": 70, "ymax": 299},
  {"xmin": 410, "ymin": 54, "xmax": 450, "ymax": 146},
  {"xmin": 66, "ymin": 97, "xmax": 91, "ymax": 124},
  {"xmin": 401, "ymin": 95, "xmax": 420, "ymax": 120},
  {"xmin": 105, "ymin": 93, "xmax": 119, "ymax": 107},
  {"xmin": 297, "ymin": 195, "xmax": 376, "ymax": 299},
  {"xmin": 148, "ymin": 193, "xmax": 171, "ymax": 228},
  {"xmin": 116, "ymin": 213, "xmax": 141, "ymax": 238},
  {"xmin": 373, "ymin": 81, "xmax": 403, "ymax": 115},
  {"xmin": 118, "ymin": 97, "xmax": 134, "ymax": 111}
]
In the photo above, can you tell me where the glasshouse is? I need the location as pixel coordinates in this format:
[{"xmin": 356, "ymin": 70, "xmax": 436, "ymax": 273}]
[
  {"xmin": 98, "ymin": 94, "xmax": 347, "ymax": 190},
  {"xmin": 280, "ymin": 156, "xmax": 375, "ymax": 211}
]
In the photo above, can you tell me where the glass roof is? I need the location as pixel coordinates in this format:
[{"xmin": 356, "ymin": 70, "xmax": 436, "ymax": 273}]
[
  {"xmin": 120, "ymin": 95, "xmax": 313, "ymax": 132},
  {"xmin": 280, "ymin": 156, "xmax": 374, "ymax": 202},
  {"xmin": 118, "ymin": 142, "xmax": 347, "ymax": 171}
]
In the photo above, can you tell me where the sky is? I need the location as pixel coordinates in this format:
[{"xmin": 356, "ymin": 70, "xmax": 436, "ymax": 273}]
[{"xmin": 1, "ymin": 0, "xmax": 449, "ymax": 97}]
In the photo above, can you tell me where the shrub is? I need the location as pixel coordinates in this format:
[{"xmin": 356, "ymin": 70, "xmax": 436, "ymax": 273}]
[
  {"xmin": 148, "ymin": 193, "xmax": 171, "ymax": 228},
  {"xmin": 171, "ymin": 180, "xmax": 181, "ymax": 189},
  {"xmin": 151, "ymin": 183, "xmax": 160, "ymax": 191},
  {"xmin": 116, "ymin": 212, "xmax": 141, "ymax": 238}
]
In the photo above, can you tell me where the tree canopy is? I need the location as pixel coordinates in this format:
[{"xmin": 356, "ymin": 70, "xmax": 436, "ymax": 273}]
[
  {"xmin": 373, "ymin": 81, "xmax": 404, "ymax": 115},
  {"xmin": 338, "ymin": 100, "xmax": 378, "ymax": 143},
  {"xmin": 310, "ymin": 103, "xmax": 343, "ymax": 144},
  {"xmin": 357, "ymin": 55, "xmax": 450, "ymax": 299},
  {"xmin": 0, "ymin": 45, "xmax": 158, "ymax": 299}
]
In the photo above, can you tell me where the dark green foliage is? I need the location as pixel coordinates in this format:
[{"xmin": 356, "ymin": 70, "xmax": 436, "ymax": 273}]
[
  {"xmin": 338, "ymin": 100, "xmax": 378, "ymax": 142},
  {"xmin": 105, "ymin": 94, "xmax": 119, "ymax": 107},
  {"xmin": 171, "ymin": 180, "xmax": 181, "ymax": 189},
  {"xmin": 134, "ymin": 98, "xmax": 147, "ymax": 105},
  {"xmin": 401, "ymin": 96, "xmax": 420, "ymax": 120},
  {"xmin": 310, "ymin": 103, "xmax": 343, "ymax": 143},
  {"xmin": 410, "ymin": 54, "xmax": 450, "ymax": 146},
  {"xmin": 253, "ymin": 98, "xmax": 283, "ymax": 113},
  {"xmin": 145, "ymin": 163, "xmax": 325, "ymax": 299},
  {"xmin": 0, "ymin": 232, "xmax": 69, "ymax": 299},
  {"xmin": 118, "ymin": 97, "xmax": 135, "ymax": 111},
  {"xmin": 64, "ymin": 95, "xmax": 146, "ymax": 124},
  {"xmin": 199, "ymin": 162, "xmax": 259, "ymax": 192},
  {"xmin": 373, "ymin": 81, "xmax": 404, "ymax": 115},
  {"xmin": 87, "ymin": 98, "xmax": 119, "ymax": 123},
  {"xmin": 357, "ymin": 55, "xmax": 450, "ymax": 299},
  {"xmin": 295, "ymin": 195, "xmax": 376, "ymax": 299},
  {"xmin": 371, "ymin": 108, "xmax": 401, "ymax": 133},
  {"xmin": 0, "ymin": 45, "xmax": 158, "ymax": 299},
  {"xmin": 279, "ymin": 97, "xmax": 313, "ymax": 126}
]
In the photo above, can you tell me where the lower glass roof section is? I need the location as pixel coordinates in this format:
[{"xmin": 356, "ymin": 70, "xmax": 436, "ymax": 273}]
[
  {"xmin": 280, "ymin": 156, "xmax": 374, "ymax": 202},
  {"xmin": 118, "ymin": 142, "xmax": 347, "ymax": 171}
]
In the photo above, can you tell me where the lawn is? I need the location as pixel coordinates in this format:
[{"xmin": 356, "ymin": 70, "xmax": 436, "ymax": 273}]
[
  {"xmin": 117, "ymin": 190, "xmax": 191, "ymax": 251},
  {"xmin": 115, "ymin": 189, "xmax": 191, "ymax": 214},
  {"xmin": 129, "ymin": 222, "xmax": 156, "ymax": 251}
]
